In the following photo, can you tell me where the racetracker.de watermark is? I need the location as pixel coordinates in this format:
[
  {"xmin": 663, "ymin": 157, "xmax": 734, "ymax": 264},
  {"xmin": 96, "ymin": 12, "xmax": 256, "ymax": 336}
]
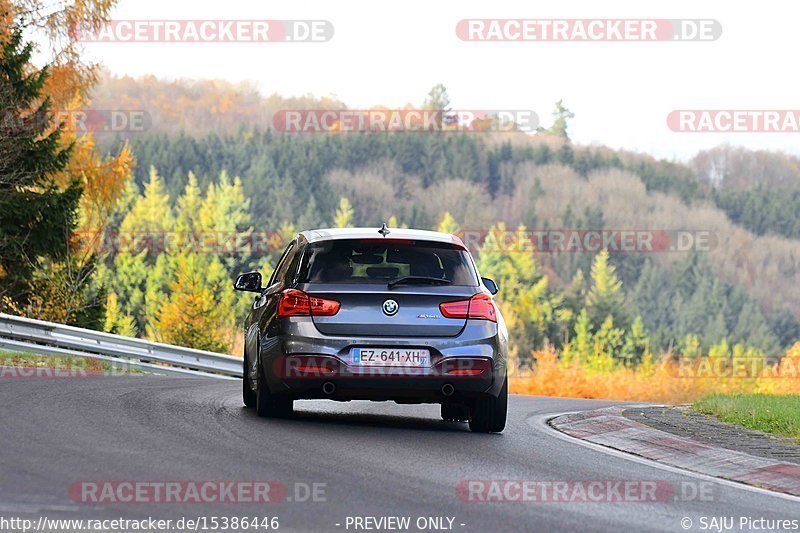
[
  {"xmin": 272, "ymin": 109, "xmax": 539, "ymax": 133},
  {"xmin": 69, "ymin": 481, "xmax": 326, "ymax": 504},
  {"xmin": 0, "ymin": 109, "xmax": 150, "ymax": 134},
  {"xmin": 73, "ymin": 229, "xmax": 717, "ymax": 256},
  {"xmin": 76, "ymin": 20, "xmax": 334, "ymax": 42},
  {"xmin": 272, "ymin": 355, "xmax": 494, "ymax": 379},
  {"xmin": 74, "ymin": 230, "xmax": 289, "ymax": 256},
  {"xmin": 456, "ymin": 19, "xmax": 721, "ymax": 42},
  {"xmin": 458, "ymin": 229, "xmax": 717, "ymax": 254},
  {"xmin": 674, "ymin": 356, "xmax": 800, "ymax": 379},
  {"xmin": 0, "ymin": 357, "xmax": 139, "ymax": 379},
  {"xmin": 455, "ymin": 480, "xmax": 715, "ymax": 503},
  {"xmin": 668, "ymin": 110, "xmax": 800, "ymax": 133}
]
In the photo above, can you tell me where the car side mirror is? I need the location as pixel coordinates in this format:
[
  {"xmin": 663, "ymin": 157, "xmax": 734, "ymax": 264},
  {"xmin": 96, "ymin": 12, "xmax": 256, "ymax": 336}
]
[
  {"xmin": 234, "ymin": 272, "xmax": 262, "ymax": 293},
  {"xmin": 481, "ymin": 277, "xmax": 499, "ymax": 295}
]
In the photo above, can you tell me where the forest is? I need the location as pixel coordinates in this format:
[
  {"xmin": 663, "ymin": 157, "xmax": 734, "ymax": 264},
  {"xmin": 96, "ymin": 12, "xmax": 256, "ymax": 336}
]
[
  {"xmin": 93, "ymin": 116, "xmax": 800, "ymax": 362},
  {"xmin": 3, "ymin": 14, "xmax": 799, "ymax": 402}
]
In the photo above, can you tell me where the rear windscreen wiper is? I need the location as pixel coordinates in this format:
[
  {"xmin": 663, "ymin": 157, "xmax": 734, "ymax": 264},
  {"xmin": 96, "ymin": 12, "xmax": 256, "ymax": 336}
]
[{"xmin": 388, "ymin": 276, "xmax": 453, "ymax": 289}]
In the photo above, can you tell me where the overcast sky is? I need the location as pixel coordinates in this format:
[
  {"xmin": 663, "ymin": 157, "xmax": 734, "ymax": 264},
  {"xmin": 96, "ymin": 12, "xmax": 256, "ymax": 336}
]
[{"xmin": 79, "ymin": 0, "xmax": 799, "ymax": 160}]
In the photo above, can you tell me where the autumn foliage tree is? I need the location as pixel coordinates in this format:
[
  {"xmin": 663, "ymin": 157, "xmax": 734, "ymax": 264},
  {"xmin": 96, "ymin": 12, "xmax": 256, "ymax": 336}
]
[
  {"xmin": 105, "ymin": 169, "xmax": 253, "ymax": 351},
  {"xmin": 151, "ymin": 254, "xmax": 232, "ymax": 352},
  {"xmin": 333, "ymin": 197, "xmax": 354, "ymax": 228},
  {"xmin": 0, "ymin": 27, "xmax": 80, "ymax": 311},
  {"xmin": 1, "ymin": 0, "xmax": 117, "ymax": 101},
  {"xmin": 1, "ymin": 0, "xmax": 132, "ymax": 326},
  {"xmin": 476, "ymin": 224, "xmax": 570, "ymax": 366},
  {"xmin": 585, "ymin": 251, "xmax": 628, "ymax": 330}
]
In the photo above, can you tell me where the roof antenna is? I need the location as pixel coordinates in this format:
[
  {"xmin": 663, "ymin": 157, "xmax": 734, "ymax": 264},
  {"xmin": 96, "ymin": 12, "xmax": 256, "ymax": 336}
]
[{"xmin": 378, "ymin": 223, "xmax": 391, "ymax": 237}]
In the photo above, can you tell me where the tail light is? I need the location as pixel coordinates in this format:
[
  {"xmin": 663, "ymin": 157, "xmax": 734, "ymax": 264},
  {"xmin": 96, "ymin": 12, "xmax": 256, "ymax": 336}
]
[
  {"xmin": 294, "ymin": 365, "xmax": 335, "ymax": 375},
  {"xmin": 439, "ymin": 293, "xmax": 497, "ymax": 322},
  {"xmin": 446, "ymin": 368, "xmax": 485, "ymax": 376},
  {"xmin": 278, "ymin": 289, "xmax": 340, "ymax": 318}
]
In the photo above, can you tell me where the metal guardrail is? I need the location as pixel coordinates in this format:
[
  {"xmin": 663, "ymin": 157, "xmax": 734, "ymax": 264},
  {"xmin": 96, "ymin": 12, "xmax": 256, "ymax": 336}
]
[{"xmin": 0, "ymin": 313, "xmax": 242, "ymax": 380}]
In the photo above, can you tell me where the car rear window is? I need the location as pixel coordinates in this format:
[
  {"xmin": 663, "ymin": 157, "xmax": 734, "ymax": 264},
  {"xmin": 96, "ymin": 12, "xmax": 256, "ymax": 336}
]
[{"xmin": 297, "ymin": 239, "xmax": 477, "ymax": 286}]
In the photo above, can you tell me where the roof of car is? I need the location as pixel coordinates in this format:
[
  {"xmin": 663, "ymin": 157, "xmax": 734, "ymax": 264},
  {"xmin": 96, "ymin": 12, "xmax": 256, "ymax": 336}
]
[{"xmin": 299, "ymin": 227, "xmax": 465, "ymax": 247}]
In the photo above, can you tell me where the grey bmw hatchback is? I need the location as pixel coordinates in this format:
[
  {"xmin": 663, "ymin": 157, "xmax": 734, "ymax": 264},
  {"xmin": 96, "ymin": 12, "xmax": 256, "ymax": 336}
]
[{"xmin": 234, "ymin": 226, "xmax": 508, "ymax": 433}]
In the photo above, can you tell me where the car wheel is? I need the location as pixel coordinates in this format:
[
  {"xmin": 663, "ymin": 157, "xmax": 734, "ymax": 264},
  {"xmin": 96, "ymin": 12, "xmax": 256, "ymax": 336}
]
[
  {"xmin": 468, "ymin": 373, "xmax": 507, "ymax": 433},
  {"xmin": 242, "ymin": 354, "xmax": 256, "ymax": 408},
  {"xmin": 256, "ymin": 358, "xmax": 293, "ymax": 418},
  {"xmin": 441, "ymin": 403, "xmax": 469, "ymax": 422}
]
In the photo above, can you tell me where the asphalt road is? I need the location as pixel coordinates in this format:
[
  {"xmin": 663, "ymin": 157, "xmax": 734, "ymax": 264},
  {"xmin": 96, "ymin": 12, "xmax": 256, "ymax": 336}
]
[{"xmin": 1, "ymin": 375, "xmax": 798, "ymax": 533}]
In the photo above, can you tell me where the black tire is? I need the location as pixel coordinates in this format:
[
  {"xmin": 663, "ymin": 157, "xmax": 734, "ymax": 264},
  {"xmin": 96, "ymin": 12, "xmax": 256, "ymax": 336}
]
[
  {"xmin": 256, "ymin": 359, "xmax": 293, "ymax": 418},
  {"xmin": 468, "ymin": 374, "xmax": 507, "ymax": 433},
  {"xmin": 441, "ymin": 403, "xmax": 469, "ymax": 422},
  {"xmin": 242, "ymin": 356, "xmax": 256, "ymax": 408}
]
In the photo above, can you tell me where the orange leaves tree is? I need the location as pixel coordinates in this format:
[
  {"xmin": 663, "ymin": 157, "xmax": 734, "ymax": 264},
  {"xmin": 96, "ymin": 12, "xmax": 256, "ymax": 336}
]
[
  {"xmin": 1, "ymin": 0, "xmax": 115, "ymax": 84},
  {"xmin": 1, "ymin": 0, "xmax": 133, "ymax": 326},
  {"xmin": 0, "ymin": 27, "xmax": 78, "ymax": 310},
  {"xmin": 2, "ymin": 0, "xmax": 134, "ymax": 231},
  {"xmin": 151, "ymin": 254, "xmax": 232, "ymax": 353},
  {"xmin": 108, "ymin": 170, "xmax": 253, "ymax": 352}
]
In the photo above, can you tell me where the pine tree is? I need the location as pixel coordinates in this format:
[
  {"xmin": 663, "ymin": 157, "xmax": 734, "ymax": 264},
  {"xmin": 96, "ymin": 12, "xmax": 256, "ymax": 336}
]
[
  {"xmin": 573, "ymin": 309, "xmax": 592, "ymax": 361},
  {"xmin": 591, "ymin": 316, "xmax": 621, "ymax": 371},
  {"xmin": 680, "ymin": 334, "xmax": 701, "ymax": 358},
  {"xmin": 296, "ymin": 195, "xmax": 320, "ymax": 231},
  {"xmin": 176, "ymin": 172, "xmax": 202, "ymax": 233},
  {"xmin": 121, "ymin": 167, "xmax": 174, "ymax": 234},
  {"xmin": 150, "ymin": 254, "xmax": 232, "ymax": 352},
  {"xmin": 708, "ymin": 338, "xmax": 729, "ymax": 358},
  {"xmin": 104, "ymin": 291, "xmax": 136, "ymax": 336},
  {"xmin": 770, "ymin": 309, "xmax": 800, "ymax": 350},
  {"xmin": 734, "ymin": 301, "xmax": 779, "ymax": 355},
  {"xmin": 704, "ymin": 311, "xmax": 728, "ymax": 346},
  {"xmin": 0, "ymin": 27, "xmax": 79, "ymax": 307},
  {"xmin": 621, "ymin": 316, "xmax": 650, "ymax": 364},
  {"xmin": 423, "ymin": 84, "xmax": 451, "ymax": 111},
  {"xmin": 435, "ymin": 212, "xmax": 459, "ymax": 234},
  {"xmin": 476, "ymin": 224, "xmax": 568, "ymax": 364},
  {"xmin": 113, "ymin": 168, "xmax": 175, "ymax": 329},
  {"xmin": 197, "ymin": 171, "xmax": 252, "ymax": 276},
  {"xmin": 333, "ymin": 197, "xmax": 354, "ymax": 228},
  {"xmin": 586, "ymin": 251, "xmax": 627, "ymax": 330},
  {"xmin": 563, "ymin": 269, "xmax": 586, "ymax": 318},
  {"xmin": 387, "ymin": 215, "xmax": 407, "ymax": 229},
  {"xmin": 628, "ymin": 259, "xmax": 673, "ymax": 351},
  {"xmin": 541, "ymin": 100, "xmax": 575, "ymax": 140}
]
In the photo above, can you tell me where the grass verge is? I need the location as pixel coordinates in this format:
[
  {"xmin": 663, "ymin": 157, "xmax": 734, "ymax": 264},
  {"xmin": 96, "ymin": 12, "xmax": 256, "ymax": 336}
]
[
  {"xmin": 0, "ymin": 351, "xmax": 142, "ymax": 375},
  {"xmin": 694, "ymin": 394, "xmax": 800, "ymax": 441}
]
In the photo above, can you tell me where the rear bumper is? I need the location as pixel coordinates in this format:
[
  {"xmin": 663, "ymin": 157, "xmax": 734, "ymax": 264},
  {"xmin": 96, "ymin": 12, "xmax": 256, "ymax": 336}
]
[
  {"xmin": 269, "ymin": 355, "xmax": 496, "ymax": 402},
  {"xmin": 259, "ymin": 317, "xmax": 507, "ymax": 402}
]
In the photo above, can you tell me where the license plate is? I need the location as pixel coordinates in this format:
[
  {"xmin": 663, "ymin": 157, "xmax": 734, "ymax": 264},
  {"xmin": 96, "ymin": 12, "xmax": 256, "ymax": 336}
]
[{"xmin": 350, "ymin": 348, "xmax": 430, "ymax": 367}]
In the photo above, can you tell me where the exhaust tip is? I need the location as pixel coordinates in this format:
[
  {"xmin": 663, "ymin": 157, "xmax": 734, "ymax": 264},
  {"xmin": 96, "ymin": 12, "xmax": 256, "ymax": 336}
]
[
  {"xmin": 322, "ymin": 381, "xmax": 336, "ymax": 395},
  {"xmin": 441, "ymin": 383, "xmax": 455, "ymax": 397}
]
